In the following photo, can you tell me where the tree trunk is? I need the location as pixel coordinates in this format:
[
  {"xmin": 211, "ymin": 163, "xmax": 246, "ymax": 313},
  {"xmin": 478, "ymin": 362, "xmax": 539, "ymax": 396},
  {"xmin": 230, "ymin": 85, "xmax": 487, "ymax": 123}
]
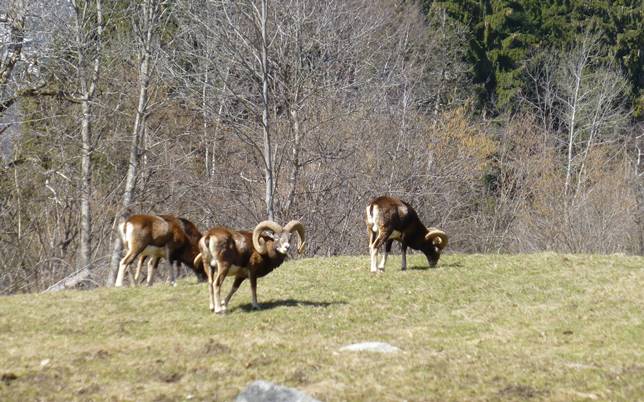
[
  {"xmin": 107, "ymin": 0, "xmax": 156, "ymax": 286},
  {"xmin": 564, "ymin": 71, "xmax": 581, "ymax": 199},
  {"xmin": 259, "ymin": 0, "xmax": 274, "ymax": 220},
  {"xmin": 0, "ymin": 0, "xmax": 26, "ymax": 88},
  {"xmin": 74, "ymin": 0, "xmax": 103, "ymax": 275},
  {"xmin": 635, "ymin": 138, "xmax": 644, "ymax": 255},
  {"xmin": 285, "ymin": 104, "xmax": 301, "ymax": 212},
  {"xmin": 203, "ymin": 70, "xmax": 211, "ymax": 176},
  {"xmin": 78, "ymin": 99, "xmax": 93, "ymax": 272}
]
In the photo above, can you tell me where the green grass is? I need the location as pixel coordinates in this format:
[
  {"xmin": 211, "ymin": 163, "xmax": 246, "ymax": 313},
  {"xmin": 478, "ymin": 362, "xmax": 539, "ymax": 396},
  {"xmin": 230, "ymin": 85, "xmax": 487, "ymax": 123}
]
[{"xmin": 1, "ymin": 253, "xmax": 643, "ymax": 401}]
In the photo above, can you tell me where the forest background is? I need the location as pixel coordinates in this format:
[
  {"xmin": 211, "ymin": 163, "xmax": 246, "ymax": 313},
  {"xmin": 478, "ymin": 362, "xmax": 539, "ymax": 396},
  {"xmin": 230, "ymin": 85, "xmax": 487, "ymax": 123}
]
[{"xmin": 0, "ymin": 0, "xmax": 642, "ymax": 293}]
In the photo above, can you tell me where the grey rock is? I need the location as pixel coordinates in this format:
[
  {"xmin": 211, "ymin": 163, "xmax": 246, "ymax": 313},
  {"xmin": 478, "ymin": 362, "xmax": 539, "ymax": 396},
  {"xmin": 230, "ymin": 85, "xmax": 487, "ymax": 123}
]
[
  {"xmin": 235, "ymin": 380, "xmax": 320, "ymax": 402},
  {"xmin": 339, "ymin": 342, "xmax": 400, "ymax": 353}
]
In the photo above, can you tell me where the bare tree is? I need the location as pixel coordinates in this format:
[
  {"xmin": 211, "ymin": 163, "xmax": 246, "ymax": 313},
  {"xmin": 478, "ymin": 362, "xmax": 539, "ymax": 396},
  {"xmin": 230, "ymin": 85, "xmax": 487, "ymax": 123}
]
[
  {"xmin": 0, "ymin": 0, "xmax": 27, "ymax": 115},
  {"xmin": 107, "ymin": 0, "xmax": 165, "ymax": 286},
  {"xmin": 519, "ymin": 34, "xmax": 633, "ymax": 253},
  {"xmin": 0, "ymin": 0, "xmax": 47, "ymax": 117},
  {"xmin": 72, "ymin": 0, "xmax": 103, "ymax": 277},
  {"xmin": 633, "ymin": 126, "xmax": 644, "ymax": 255},
  {"xmin": 554, "ymin": 35, "xmax": 629, "ymax": 199}
]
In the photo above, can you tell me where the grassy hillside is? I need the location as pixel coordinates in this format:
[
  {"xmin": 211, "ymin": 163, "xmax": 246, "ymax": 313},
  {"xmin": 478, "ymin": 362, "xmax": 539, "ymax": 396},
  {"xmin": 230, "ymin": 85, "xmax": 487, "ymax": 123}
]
[{"xmin": 1, "ymin": 253, "xmax": 642, "ymax": 401}]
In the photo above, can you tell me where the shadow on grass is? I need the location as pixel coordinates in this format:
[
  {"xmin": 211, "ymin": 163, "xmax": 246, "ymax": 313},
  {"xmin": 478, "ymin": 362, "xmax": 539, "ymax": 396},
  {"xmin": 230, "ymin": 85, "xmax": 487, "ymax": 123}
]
[
  {"xmin": 437, "ymin": 261, "xmax": 464, "ymax": 268},
  {"xmin": 407, "ymin": 265, "xmax": 432, "ymax": 271},
  {"xmin": 233, "ymin": 299, "xmax": 347, "ymax": 312},
  {"xmin": 407, "ymin": 261, "xmax": 463, "ymax": 270}
]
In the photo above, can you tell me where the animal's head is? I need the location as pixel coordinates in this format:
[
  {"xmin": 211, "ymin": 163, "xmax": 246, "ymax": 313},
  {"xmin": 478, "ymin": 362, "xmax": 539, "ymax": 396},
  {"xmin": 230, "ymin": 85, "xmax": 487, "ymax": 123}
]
[
  {"xmin": 252, "ymin": 220, "xmax": 306, "ymax": 255},
  {"xmin": 422, "ymin": 228, "xmax": 448, "ymax": 267}
]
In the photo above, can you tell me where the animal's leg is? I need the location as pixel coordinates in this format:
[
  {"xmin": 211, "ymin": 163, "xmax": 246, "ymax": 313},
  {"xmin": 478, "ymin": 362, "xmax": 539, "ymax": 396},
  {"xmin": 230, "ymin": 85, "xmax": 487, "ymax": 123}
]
[
  {"xmin": 143, "ymin": 257, "xmax": 156, "ymax": 285},
  {"xmin": 213, "ymin": 260, "xmax": 230, "ymax": 314},
  {"xmin": 224, "ymin": 276, "xmax": 245, "ymax": 308},
  {"xmin": 370, "ymin": 229, "xmax": 392, "ymax": 273},
  {"xmin": 379, "ymin": 239, "xmax": 394, "ymax": 271},
  {"xmin": 133, "ymin": 255, "xmax": 148, "ymax": 285},
  {"xmin": 369, "ymin": 242, "xmax": 378, "ymax": 272},
  {"xmin": 168, "ymin": 260, "xmax": 178, "ymax": 287},
  {"xmin": 368, "ymin": 225, "xmax": 376, "ymax": 248},
  {"xmin": 249, "ymin": 273, "xmax": 260, "ymax": 310},
  {"xmin": 401, "ymin": 244, "xmax": 408, "ymax": 271},
  {"xmin": 147, "ymin": 257, "xmax": 161, "ymax": 287},
  {"xmin": 116, "ymin": 248, "xmax": 139, "ymax": 287},
  {"xmin": 203, "ymin": 256, "xmax": 215, "ymax": 312},
  {"xmin": 164, "ymin": 245, "xmax": 177, "ymax": 287},
  {"xmin": 368, "ymin": 227, "xmax": 378, "ymax": 272}
]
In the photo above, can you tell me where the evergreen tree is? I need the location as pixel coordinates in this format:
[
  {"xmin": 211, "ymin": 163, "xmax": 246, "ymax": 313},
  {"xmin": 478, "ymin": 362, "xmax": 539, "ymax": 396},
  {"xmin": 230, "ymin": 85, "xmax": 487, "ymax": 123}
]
[{"xmin": 423, "ymin": 0, "xmax": 643, "ymax": 115}]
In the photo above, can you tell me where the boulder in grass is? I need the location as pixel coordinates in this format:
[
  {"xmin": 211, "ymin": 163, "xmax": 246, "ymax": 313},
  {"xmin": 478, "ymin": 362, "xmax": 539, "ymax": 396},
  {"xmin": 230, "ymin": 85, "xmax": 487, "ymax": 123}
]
[
  {"xmin": 235, "ymin": 380, "xmax": 320, "ymax": 402},
  {"xmin": 339, "ymin": 342, "xmax": 400, "ymax": 353}
]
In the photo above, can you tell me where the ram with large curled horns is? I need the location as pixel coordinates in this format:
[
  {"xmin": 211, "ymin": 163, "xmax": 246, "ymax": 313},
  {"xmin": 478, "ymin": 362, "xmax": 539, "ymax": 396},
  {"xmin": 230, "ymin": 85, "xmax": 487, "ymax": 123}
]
[
  {"xmin": 366, "ymin": 196, "xmax": 448, "ymax": 272},
  {"xmin": 195, "ymin": 220, "xmax": 305, "ymax": 314}
]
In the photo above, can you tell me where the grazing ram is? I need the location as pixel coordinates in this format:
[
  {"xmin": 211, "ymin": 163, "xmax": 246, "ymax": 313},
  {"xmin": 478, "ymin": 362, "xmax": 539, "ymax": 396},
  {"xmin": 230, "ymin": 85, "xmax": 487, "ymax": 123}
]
[
  {"xmin": 366, "ymin": 196, "xmax": 448, "ymax": 272},
  {"xmin": 115, "ymin": 214, "xmax": 207, "ymax": 287},
  {"xmin": 196, "ymin": 220, "xmax": 305, "ymax": 314}
]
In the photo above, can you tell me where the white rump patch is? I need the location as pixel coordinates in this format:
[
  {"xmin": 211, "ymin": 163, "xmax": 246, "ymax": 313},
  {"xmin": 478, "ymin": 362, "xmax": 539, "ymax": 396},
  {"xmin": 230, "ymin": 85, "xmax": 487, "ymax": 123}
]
[
  {"xmin": 125, "ymin": 222, "xmax": 135, "ymax": 248},
  {"xmin": 367, "ymin": 205, "xmax": 379, "ymax": 232}
]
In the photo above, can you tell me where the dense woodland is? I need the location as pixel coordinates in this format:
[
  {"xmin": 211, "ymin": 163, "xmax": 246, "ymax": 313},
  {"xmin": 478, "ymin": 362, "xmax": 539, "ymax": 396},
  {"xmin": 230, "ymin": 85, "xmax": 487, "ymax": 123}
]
[{"xmin": 0, "ymin": 0, "xmax": 642, "ymax": 293}]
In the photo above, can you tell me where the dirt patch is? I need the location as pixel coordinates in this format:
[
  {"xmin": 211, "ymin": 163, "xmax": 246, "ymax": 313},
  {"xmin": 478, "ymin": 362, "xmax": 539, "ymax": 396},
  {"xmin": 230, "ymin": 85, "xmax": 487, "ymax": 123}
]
[
  {"xmin": 152, "ymin": 393, "xmax": 174, "ymax": 402},
  {"xmin": 620, "ymin": 364, "xmax": 644, "ymax": 375},
  {"xmin": 203, "ymin": 338, "xmax": 231, "ymax": 355},
  {"xmin": 288, "ymin": 368, "xmax": 309, "ymax": 384},
  {"xmin": 160, "ymin": 371, "xmax": 183, "ymax": 383},
  {"xmin": 94, "ymin": 349, "xmax": 110, "ymax": 359},
  {"xmin": 1, "ymin": 372, "xmax": 18, "ymax": 384},
  {"xmin": 77, "ymin": 383, "xmax": 101, "ymax": 395},
  {"xmin": 244, "ymin": 355, "xmax": 273, "ymax": 369},
  {"xmin": 498, "ymin": 384, "xmax": 546, "ymax": 399}
]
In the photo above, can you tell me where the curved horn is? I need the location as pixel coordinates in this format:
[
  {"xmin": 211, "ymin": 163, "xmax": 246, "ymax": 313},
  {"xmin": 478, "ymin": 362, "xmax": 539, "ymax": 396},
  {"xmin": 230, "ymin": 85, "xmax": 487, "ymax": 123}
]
[
  {"xmin": 193, "ymin": 253, "xmax": 202, "ymax": 268},
  {"xmin": 283, "ymin": 220, "xmax": 306, "ymax": 254},
  {"xmin": 425, "ymin": 228, "xmax": 448, "ymax": 250},
  {"xmin": 252, "ymin": 220, "xmax": 284, "ymax": 254}
]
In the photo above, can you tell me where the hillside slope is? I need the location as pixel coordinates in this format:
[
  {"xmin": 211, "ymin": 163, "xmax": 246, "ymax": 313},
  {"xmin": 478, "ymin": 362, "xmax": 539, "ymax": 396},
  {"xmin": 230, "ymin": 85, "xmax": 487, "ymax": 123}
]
[{"xmin": 1, "ymin": 254, "xmax": 642, "ymax": 401}]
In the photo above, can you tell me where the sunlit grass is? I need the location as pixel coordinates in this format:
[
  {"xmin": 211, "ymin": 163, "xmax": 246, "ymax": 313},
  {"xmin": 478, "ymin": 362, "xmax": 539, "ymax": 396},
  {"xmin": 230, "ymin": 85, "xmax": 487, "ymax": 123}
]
[{"xmin": 1, "ymin": 253, "xmax": 642, "ymax": 401}]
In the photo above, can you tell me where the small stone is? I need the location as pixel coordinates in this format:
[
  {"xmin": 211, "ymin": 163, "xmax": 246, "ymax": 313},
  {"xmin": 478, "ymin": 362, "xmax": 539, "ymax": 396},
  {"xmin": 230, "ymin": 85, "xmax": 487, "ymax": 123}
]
[
  {"xmin": 235, "ymin": 380, "xmax": 320, "ymax": 402},
  {"xmin": 339, "ymin": 342, "xmax": 400, "ymax": 353}
]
